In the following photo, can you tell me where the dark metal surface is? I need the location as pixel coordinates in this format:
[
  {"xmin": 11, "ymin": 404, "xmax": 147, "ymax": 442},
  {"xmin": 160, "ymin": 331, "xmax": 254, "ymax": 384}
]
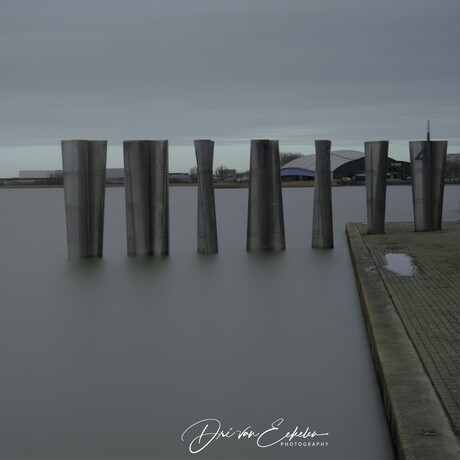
[
  {"xmin": 194, "ymin": 140, "xmax": 218, "ymax": 254},
  {"xmin": 124, "ymin": 140, "xmax": 169, "ymax": 255},
  {"xmin": 246, "ymin": 139, "xmax": 285, "ymax": 251},
  {"xmin": 410, "ymin": 140, "xmax": 447, "ymax": 231},
  {"xmin": 410, "ymin": 141, "xmax": 432, "ymax": 231},
  {"xmin": 430, "ymin": 141, "xmax": 447, "ymax": 230},
  {"xmin": 364, "ymin": 141, "xmax": 389, "ymax": 234},
  {"xmin": 312, "ymin": 140, "xmax": 334, "ymax": 248},
  {"xmin": 61, "ymin": 140, "xmax": 107, "ymax": 258}
]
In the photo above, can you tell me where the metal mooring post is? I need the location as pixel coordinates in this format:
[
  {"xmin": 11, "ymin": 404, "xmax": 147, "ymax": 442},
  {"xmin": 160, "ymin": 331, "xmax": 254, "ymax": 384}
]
[
  {"xmin": 364, "ymin": 141, "xmax": 389, "ymax": 234},
  {"xmin": 61, "ymin": 140, "xmax": 107, "ymax": 258},
  {"xmin": 124, "ymin": 140, "xmax": 169, "ymax": 255},
  {"xmin": 194, "ymin": 139, "xmax": 218, "ymax": 254},
  {"xmin": 312, "ymin": 140, "xmax": 333, "ymax": 248},
  {"xmin": 430, "ymin": 140, "xmax": 447, "ymax": 230},
  {"xmin": 410, "ymin": 140, "xmax": 432, "ymax": 231},
  {"xmin": 247, "ymin": 139, "xmax": 285, "ymax": 251}
]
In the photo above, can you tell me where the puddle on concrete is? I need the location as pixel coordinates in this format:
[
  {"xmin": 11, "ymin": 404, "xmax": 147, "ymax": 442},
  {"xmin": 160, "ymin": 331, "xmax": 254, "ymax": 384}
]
[{"xmin": 383, "ymin": 253, "xmax": 419, "ymax": 276}]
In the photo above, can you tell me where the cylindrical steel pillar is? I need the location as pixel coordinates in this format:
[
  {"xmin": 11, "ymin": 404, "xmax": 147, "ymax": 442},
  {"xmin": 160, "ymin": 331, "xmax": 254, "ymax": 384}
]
[
  {"xmin": 123, "ymin": 140, "xmax": 169, "ymax": 256},
  {"xmin": 61, "ymin": 140, "xmax": 107, "ymax": 258},
  {"xmin": 364, "ymin": 141, "xmax": 389, "ymax": 234},
  {"xmin": 410, "ymin": 141, "xmax": 432, "ymax": 231},
  {"xmin": 194, "ymin": 140, "xmax": 218, "ymax": 254},
  {"xmin": 247, "ymin": 139, "xmax": 285, "ymax": 251},
  {"xmin": 268, "ymin": 140, "xmax": 285, "ymax": 251},
  {"xmin": 311, "ymin": 140, "xmax": 334, "ymax": 248},
  {"xmin": 151, "ymin": 140, "xmax": 169, "ymax": 255},
  {"xmin": 124, "ymin": 140, "xmax": 152, "ymax": 256},
  {"xmin": 430, "ymin": 141, "xmax": 447, "ymax": 230}
]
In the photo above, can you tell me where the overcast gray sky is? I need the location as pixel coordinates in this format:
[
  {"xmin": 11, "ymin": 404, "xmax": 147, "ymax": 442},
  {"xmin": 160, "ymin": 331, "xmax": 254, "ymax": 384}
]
[{"xmin": 1, "ymin": 0, "xmax": 459, "ymax": 176}]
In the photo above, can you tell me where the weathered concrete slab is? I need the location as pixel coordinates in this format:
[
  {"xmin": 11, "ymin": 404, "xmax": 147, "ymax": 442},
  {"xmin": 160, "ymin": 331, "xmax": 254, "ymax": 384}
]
[{"xmin": 347, "ymin": 221, "xmax": 460, "ymax": 459}]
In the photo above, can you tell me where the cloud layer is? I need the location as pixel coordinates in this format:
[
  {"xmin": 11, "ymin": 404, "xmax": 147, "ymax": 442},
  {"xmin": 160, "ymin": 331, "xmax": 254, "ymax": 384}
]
[{"xmin": 1, "ymin": 0, "xmax": 459, "ymax": 175}]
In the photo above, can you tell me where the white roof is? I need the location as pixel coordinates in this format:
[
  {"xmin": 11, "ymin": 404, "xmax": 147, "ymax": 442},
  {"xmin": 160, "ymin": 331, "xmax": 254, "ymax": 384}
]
[{"xmin": 281, "ymin": 150, "xmax": 364, "ymax": 172}]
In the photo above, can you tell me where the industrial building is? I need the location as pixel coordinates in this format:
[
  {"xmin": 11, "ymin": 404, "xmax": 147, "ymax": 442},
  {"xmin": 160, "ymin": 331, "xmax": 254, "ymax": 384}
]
[
  {"xmin": 19, "ymin": 169, "xmax": 125, "ymax": 180},
  {"xmin": 15, "ymin": 169, "xmax": 193, "ymax": 185},
  {"xmin": 280, "ymin": 150, "xmax": 411, "ymax": 181},
  {"xmin": 19, "ymin": 170, "xmax": 62, "ymax": 179}
]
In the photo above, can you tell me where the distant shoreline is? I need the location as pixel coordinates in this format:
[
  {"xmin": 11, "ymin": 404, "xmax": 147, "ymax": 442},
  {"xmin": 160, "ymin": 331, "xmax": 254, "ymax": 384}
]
[{"xmin": 0, "ymin": 181, "xmax": 431, "ymax": 189}]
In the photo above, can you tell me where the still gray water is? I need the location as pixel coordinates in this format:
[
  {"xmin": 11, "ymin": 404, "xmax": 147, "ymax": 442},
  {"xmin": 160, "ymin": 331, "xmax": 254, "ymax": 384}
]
[{"xmin": 0, "ymin": 185, "xmax": 458, "ymax": 460}]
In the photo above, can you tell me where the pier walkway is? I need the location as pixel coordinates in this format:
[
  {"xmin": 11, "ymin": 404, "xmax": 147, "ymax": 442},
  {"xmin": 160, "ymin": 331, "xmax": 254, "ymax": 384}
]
[{"xmin": 347, "ymin": 221, "xmax": 460, "ymax": 460}]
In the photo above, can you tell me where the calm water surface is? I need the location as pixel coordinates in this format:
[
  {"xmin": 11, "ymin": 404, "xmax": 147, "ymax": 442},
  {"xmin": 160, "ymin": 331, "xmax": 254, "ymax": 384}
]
[{"xmin": 0, "ymin": 185, "xmax": 458, "ymax": 459}]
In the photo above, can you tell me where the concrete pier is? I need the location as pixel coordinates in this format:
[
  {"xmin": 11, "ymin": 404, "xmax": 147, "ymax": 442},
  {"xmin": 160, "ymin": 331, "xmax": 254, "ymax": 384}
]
[
  {"xmin": 124, "ymin": 140, "xmax": 169, "ymax": 256},
  {"xmin": 364, "ymin": 141, "xmax": 389, "ymax": 234},
  {"xmin": 347, "ymin": 222, "xmax": 460, "ymax": 460},
  {"xmin": 61, "ymin": 140, "xmax": 107, "ymax": 258},
  {"xmin": 247, "ymin": 139, "xmax": 285, "ymax": 251},
  {"xmin": 311, "ymin": 140, "xmax": 333, "ymax": 248},
  {"xmin": 194, "ymin": 140, "xmax": 218, "ymax": 254}
]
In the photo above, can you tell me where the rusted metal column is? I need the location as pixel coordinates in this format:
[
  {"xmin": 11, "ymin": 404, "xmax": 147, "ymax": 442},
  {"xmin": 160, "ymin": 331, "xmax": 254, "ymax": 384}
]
[
  {"xmin": 364, "ymin": 141, "xmax": 389, "ymax": 234},
  {"xmin": 124, "ymin": 140, "xmax": 169, "ymax": 256},
  {"xmin": 194, "ymin": 139, "xmax": 218, "ymax": 253},
  {"xmin": 61, "ymin": 140, "xmax": 107, "ymax": 258},
  {"xmin": 247, "ymin": 139, "xmax": 285, "ymax": 251},
  {"xmin": 312, "ymin": 140, "xmax": 333, "ymax": 248}
]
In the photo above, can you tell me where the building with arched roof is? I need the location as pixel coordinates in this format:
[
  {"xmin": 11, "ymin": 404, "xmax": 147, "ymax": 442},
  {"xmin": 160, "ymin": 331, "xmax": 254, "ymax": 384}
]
[{"xmin": 281, "ymin": 150, "xmax": 410, "ymax": 181}]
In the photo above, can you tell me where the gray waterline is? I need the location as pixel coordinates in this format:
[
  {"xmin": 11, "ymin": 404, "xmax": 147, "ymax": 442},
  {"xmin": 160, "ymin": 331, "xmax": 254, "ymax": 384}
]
[{"xmin": 0, "ymin": 185, "xmax": 458, "ymax": 459}]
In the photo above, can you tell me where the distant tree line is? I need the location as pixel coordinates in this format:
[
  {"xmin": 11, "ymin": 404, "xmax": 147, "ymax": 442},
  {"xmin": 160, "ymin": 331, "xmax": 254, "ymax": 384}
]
[
  {"xmin": 189, "ymin": 153, "xmax": 303, "ymax": 178},
  {"xmin": 279, "ymin": 152, "xmax": 303, "ymax": 167},
  {"xmin": 215, "ymin": 164, "xmax": 229, "ymax": 179},
  {"xmin": 189, "ymin": 165, "xmax": 231, "ymax": 178},
  {"xmin": 445, "ymin": 159, "xmax": 460, "ymax": 182}
]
